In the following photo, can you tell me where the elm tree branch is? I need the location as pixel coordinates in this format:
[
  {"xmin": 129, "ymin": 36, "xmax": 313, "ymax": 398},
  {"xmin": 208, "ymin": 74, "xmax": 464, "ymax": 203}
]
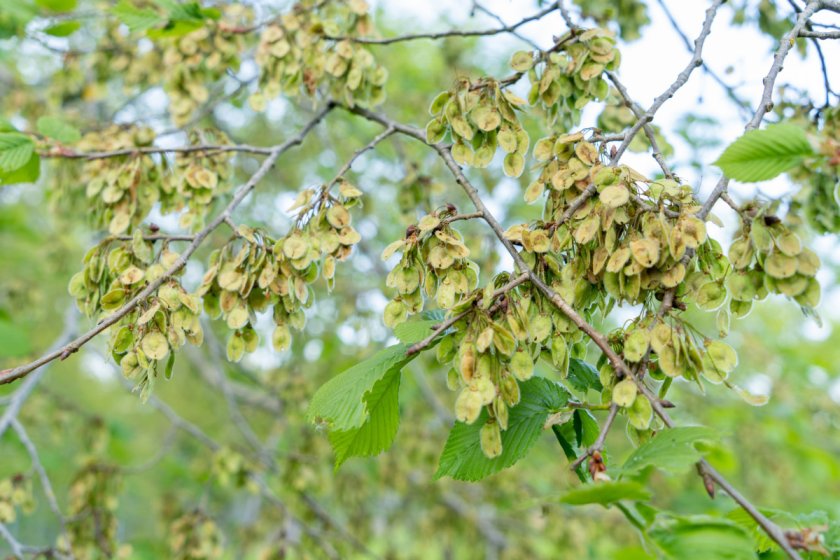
[
  {"xmin": 699, "ymin": 0, "xmax": 821, "ymax": 220},
  {"xmin": 654, "ymin": 0, "xmax": 752, "ymax": 114},
  {"xmin": 0, "ymin": 104, "xmax": 333, "ymax": 387},
  {"xmin": 344, "ymin": 102, "xmax": 802, "ymax": 559},
  {"xmin": 325, "ymin": 2, "xmax": 560, "ymax": 44}
]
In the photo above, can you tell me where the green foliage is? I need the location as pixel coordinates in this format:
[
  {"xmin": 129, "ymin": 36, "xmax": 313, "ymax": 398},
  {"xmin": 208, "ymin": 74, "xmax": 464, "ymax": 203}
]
[
  {"xmin": 559, "ymin": 480, "xmax": 651, "ymax": 505},
  {"xmin": 714, "ymin": 123, "xmax": 814, "ymax": 182},
  {"xmin": 435, "ymin": 377, "xmax": 569, "ymax": 481},
  {"xmin": 648, "ymin": 517, "xmax": 758, "ymax": 560},
  {"xmin": 307, "ymin": 343, "xmax": 417, "ymax": 431},
  {"xmin": 619, "ymin": 427, "xmax": 718, "ymax": 475},
  {"xmin": 1, "ymin": 1, "xmax": 839, "ymax": 558},
  {"xmin": 36, "ymin": 116, "xmax": 81, "ymax": 144}
]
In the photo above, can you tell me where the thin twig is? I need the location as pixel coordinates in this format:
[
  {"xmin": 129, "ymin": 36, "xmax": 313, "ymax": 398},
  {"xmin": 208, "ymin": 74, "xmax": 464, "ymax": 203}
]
[
  {"xmin": 0, "ymin": 522, "xmax": 24, "ymax": 560},
  {"xmin": 406, "ymin": 272, "xmax": 530, "ymax": 356},
  {"xmin": 654, "ymin": 0, "xmax": 752, "ymax": 114},
  {"xmin": 699, "ymin": 1, "xmax": 821, "ymax": 221},
  {"xmin": 11, "ymin": 419, "xmax": 71, "ymax": 546},
  {"xmin": 569, "ymin": 403, "xmax": 619, "ymax": 470},
  {"xmin": 609, "ymin": 0, "xmax": 725, "ymax": 165},
  {"xmin": 325, "ymin": 2, "xmax": 559, "ymax": 45}
]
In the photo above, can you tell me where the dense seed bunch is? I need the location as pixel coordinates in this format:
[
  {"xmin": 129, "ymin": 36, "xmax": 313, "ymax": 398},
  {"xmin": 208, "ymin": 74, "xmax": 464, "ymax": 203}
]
[
  {"xmin": 0, "ymin": 474, "xmax": 34, "ymax": 524},
  {"xmin": 78, "ymin": 126, "xmax": 162, "ymax": 235},
  {"xmin": 727, "ymin": 211, "xmax": 821, "ymax": 311},
  {"xmin": 68, "ymin": 235, "xmax": 202, "ymax": 399},
  {"xmin": 159, "ymin": 11, "xmax": 248, "ymax": 125},
  {"xmin": 169, "ymin": 510, "xmax": 225, "ymax": 560},
  {"xmin": 511, "ymin": 27, "xmax": 619, "ymax": 129},
  {"xmin": 382, "ymin": 207, "xmax": 480, "ymax": 328},
  {"xmin": 92, "ymin": 23, "xmax": 162, "ymax": 95},
  {"xmin": 426, "ymin": 79, "xmax": 530, "ymax": 175},
  {"xmin": 198, "ymin": 184, "xmax": 363, "ymax": 361},
  {"xmin": 432, "ymin": 275, "xmax": 589, "ymax": 458},
  {"xmin": 163, "ymin": 130, "xmax": 233, "ymax": 231},
  {"xmin": 65, "ymin": 463, "xmax": 123, "ymax": 560},
  {"xmin": 252, "ymin": 0, "xmax": 387, "ymax": 110}
]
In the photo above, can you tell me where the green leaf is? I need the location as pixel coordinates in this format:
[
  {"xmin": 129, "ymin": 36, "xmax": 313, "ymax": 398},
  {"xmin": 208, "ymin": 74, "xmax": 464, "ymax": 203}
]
[
  {"xmin": 434, "ymin": 377, "xmax": 570, "ymax": 481},
  {"xmin": 328, "ymin": 368, "xmax": 401, "ymax": 468},
  {"xmin": 307, "ymin": 343, "xmax": 416, "ymax": 431},
  {"xmin": 649, "ymin": 516, "xmax": 758, "ymax": 560},
  {"xmin": 43, "ymin": 21, "xmax": 81, "ymax": 36},
  {"xmin": 0, "ymin": 133, "xmax": 35, "ymax": 173},
  {"xmin": 0, "ymin": 319, "xmax": 31, "ymax": 358},
  {"xmin": 559, "ymin": 480, "xmax": 651, "ymax": 506},
  {"xmin": 620, "ymin": 426, "xmax": 718, "ymax": 475},
  {"xmin": 0, "ymin": 152, "xmax": 39, "ymax": 185},
  {"xmin": 573, "ymin": 408, "xmax": 599, "ymax": 448},
  {"xmin": 714, "ymin": 123, "xmax": 814, "ymax": 182},
  {"xmin": 393, "ymin": 318, "xmax": 439, "ymax": 344},
  {"xmin": 35, "ymin": 0, "xmax": 77, "ymax": 12},
  {"xmin": 111, "ymin": 0, "xmax": 164, "ymax": 32},
  {"xmin": 36, "ymin": 116, "xmax": 81, "ymax": 144},
  {"xmin": 567, "ymin": 358, "xmax": 603, "ymax": 392}
]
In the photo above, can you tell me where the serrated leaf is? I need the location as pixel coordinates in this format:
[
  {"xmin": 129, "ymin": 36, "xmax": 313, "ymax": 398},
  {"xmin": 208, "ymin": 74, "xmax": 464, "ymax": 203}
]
[
  {"xmin": 111, "ymin": 0, "xmax": 164, "ymax": 32},
  {"xmin": 328, "ymin": 368, "xmax": 400, "ymax": 468},
  {"xmin": 36, "ymin": 116, "xmax": 81, "ymax": 144},
  {"xmin": 559, "ymin": 480, "xmax": 651, "ymax": 506},
  {"xmin": 567, "ymin": 358, "xmax": 603, "ymax": 392},
  {"xmin": 714, "ymin": 123, "xmax": 814, "ymax": 182},
  {"xmin": 0, "ymin": 133, "xmax": 35, "ymax": 173},
  {"xmin": 649, "ymin": 516, "xmax": 758, "ymax": 560},
  {"xmin": 307, "ymin": 343, "xmax": 417, "ymax": 431},
  {"xmin": 393, "ymin": 318, "xmax": 438, "ymax": 344},
  {"xmin": 434, "ymin": 377, "xmax": 570, "ymax": 481},
  {"xmin": 620, "ymin": 427, "xmax": 718, "ymax": 475},
  {"xmin": 44, "ymin": 21, "xmax": 81, "ymax": 36},
  {"xmin": 0, "ymin": 152, "xmax": 40, "ymax": 185}
]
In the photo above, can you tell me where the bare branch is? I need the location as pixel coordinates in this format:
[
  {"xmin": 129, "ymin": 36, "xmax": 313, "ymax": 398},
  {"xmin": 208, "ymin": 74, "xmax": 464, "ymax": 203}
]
[
  {"xmin": 609, "ymin": 0, "xmax": 725, "ymax": 164},
  {"xmin": 0, "ymin": 522, "xmax": 25, "ymax": 560},
  {"xmin": 799, "ymin": 29, "xmax": 840, "ymax": 37},
  {"xmin": 699, "ymin": 1, "xmax": 821, "ymax": 220},
  {"xmin": 11, "ymin": 419, "xmax": 69, "ymax": 543},
  {"xmin": 654, "ymin": 0, "xmax": 752, "ymax": 114},
  {"xmin": 325, "ymin": 2, "xmax": 560, "ymax": 45}
]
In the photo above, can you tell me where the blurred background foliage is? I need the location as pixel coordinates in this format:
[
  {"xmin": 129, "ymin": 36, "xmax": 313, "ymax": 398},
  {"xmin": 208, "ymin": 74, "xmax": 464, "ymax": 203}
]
[{"xmin": 1, "ymin": 0, "xmax": 839, "ymax": 558}]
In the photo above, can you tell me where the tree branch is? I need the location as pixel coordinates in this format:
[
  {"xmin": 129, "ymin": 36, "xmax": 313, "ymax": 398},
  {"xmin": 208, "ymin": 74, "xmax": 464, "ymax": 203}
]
[
  {"xmin": 325, "ymin": 2, "xmax": 560, "ymax": 45},
  {"xmin": 654, "ymin": 0, "xmax": 752, "ymax": 114},
  {"xmin": 609, "ymin": 0, "xmax": 725, "ymax": 165},
  {"xmin": 699, "ymin": 0, "xmax": 821, "ymax": 221},
  {"xmin": 0, "ymin": 104, "xmax": 334, "ymax": 387}
]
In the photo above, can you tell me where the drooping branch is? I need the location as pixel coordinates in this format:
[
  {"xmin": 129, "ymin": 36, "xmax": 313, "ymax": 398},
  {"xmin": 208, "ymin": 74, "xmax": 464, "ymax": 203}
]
[{"xmin": 0, "ymin": 104, "xmax": 334, "ymax": 387}]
